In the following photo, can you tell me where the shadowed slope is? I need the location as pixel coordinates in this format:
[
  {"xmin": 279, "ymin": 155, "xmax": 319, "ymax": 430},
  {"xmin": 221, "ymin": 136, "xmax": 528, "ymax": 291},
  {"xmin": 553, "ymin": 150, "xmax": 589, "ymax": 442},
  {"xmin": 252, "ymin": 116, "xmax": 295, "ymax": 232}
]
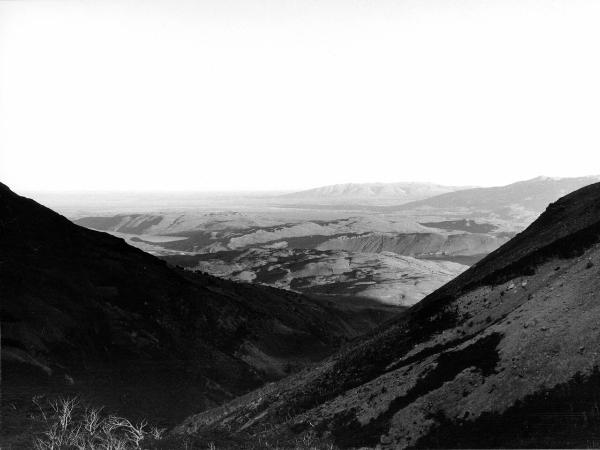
[{"xmin": 0, "ymin": 182, "xmax": 372, "ymax": 443}]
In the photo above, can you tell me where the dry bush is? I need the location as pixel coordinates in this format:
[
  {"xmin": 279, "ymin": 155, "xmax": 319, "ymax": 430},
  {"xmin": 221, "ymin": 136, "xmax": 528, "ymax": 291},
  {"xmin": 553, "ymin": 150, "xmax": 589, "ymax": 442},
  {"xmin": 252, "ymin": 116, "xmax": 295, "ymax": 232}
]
[{"xmin": 31, "ymin": 396, "xmax": 166, "ymax": 450}]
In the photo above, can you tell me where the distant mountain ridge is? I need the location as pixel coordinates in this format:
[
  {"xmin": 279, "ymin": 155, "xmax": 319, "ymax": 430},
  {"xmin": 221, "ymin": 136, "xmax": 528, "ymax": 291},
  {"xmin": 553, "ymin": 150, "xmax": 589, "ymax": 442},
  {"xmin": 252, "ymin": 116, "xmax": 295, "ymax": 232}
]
[
  {"xmin": 280, "ymin": 182, "xmax": 469, "ymax": 204},
  {"xmin": 389, "ymin": 175, "xmax": 600, "ymax": 224}
]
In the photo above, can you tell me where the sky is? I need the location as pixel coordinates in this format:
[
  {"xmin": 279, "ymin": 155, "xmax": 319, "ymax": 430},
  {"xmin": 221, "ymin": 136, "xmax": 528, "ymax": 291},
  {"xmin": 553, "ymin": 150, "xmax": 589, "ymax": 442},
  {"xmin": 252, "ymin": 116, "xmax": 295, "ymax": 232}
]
[{"xmin": 1, "ymin": 0, "xmax": 600, "ymax": 192}]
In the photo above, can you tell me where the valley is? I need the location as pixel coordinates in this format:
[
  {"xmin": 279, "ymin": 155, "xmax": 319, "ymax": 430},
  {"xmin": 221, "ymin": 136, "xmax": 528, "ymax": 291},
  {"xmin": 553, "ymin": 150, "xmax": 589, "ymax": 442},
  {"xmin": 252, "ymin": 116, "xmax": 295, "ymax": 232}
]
[
  {"xmin": 66, "ymin": 177, "xmax": 599, "ymax": 310},
  {"xmin": 4, "ymin": 0, "xmax": 600, "ymax": 446},
  {"xmin": 71, "ymin": 211, "xmax": 502, "ymax": 307},
  {"xmin": 5, "ymin": 175, "xmax": 600, "ymax": 448}
]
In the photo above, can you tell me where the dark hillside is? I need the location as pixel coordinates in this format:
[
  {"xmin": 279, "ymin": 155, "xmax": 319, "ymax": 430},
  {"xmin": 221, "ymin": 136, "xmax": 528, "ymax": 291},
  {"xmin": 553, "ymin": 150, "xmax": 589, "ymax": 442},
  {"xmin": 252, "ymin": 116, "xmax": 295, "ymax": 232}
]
[{"xmin": 0, "ymin": 182, "xmax": 368, "ymax": 445}]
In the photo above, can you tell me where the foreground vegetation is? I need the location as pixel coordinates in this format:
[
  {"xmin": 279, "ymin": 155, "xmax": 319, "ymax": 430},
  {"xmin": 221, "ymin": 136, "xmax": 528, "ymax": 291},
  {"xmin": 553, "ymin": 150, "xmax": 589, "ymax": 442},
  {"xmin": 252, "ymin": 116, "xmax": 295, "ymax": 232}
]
[
  {"xmin": 30, "ymin": 397, "xmax": 165, "ymax": 450},
  {"xmin": 28, "ymin": 396, "xmax": 337, "ymax": 449}
]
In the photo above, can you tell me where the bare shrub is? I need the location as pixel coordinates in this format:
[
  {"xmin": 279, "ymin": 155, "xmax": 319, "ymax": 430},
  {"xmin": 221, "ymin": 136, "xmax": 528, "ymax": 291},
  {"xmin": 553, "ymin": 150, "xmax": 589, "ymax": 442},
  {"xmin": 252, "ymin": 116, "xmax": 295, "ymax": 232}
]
[{"xmin": 31, "ymin": 396, "xmax": 165, "ymax": 450}]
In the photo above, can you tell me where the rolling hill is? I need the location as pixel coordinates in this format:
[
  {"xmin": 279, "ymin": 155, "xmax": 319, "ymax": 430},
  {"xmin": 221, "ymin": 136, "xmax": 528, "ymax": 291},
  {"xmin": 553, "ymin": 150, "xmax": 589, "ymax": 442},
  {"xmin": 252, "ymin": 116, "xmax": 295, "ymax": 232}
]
[
  {"xmin": 173, "ymin": 181, "xmax": 600, "ymax": 448},
  {"xmin": 73, "ymin": 213, "xmax": 430, "ymax": 254},
  {"xmin": 316, "ymin": 232, "xmax": 511, "ymax": 263}
]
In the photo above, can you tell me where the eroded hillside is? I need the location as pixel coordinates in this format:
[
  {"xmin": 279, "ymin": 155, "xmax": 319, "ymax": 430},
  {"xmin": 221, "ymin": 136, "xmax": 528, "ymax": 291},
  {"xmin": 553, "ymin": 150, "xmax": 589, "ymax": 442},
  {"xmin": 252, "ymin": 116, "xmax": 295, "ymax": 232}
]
[{"xmin": 165, "ymin": 248, "xmax": 466, "ymax": 307}]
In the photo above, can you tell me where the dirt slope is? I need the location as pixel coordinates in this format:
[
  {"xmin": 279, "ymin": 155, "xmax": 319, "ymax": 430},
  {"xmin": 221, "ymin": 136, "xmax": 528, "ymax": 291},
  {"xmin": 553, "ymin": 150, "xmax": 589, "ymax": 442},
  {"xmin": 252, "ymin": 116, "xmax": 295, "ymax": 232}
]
[{"xmin": 174, "ymin": 181, "xmax": 600, "ymax": 449}]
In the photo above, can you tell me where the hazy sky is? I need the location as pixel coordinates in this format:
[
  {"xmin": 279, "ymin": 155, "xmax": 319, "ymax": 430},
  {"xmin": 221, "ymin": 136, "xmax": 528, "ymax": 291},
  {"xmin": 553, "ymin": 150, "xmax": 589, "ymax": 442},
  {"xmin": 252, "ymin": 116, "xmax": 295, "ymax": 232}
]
[{"xmin": 1, "ymin": 0, "xmax": 600, "ymax": 192}]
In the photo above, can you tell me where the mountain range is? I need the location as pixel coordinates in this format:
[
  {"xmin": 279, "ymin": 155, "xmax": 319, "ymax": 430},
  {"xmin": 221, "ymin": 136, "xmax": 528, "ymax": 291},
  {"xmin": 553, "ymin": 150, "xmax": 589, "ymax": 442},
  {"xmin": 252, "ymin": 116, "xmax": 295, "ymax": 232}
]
[
  {"xmin": 392, "ymin": 175, "xmax": 600, "ymax": 223},
  {"xmin": 278, "ymin": 177, "xmax": 600, "ymax": 214},
  {"xmin": 279, "ymin": 182, "xmax": 467, "ymax": 204}
]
